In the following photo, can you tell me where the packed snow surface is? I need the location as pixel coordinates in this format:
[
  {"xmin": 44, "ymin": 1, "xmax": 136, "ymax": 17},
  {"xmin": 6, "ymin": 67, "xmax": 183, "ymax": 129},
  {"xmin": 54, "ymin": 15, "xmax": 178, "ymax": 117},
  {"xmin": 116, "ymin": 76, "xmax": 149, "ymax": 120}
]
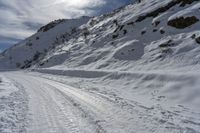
[{"xmin": 0, "ymin": 71, "xmax": 200, "ymax": 133}]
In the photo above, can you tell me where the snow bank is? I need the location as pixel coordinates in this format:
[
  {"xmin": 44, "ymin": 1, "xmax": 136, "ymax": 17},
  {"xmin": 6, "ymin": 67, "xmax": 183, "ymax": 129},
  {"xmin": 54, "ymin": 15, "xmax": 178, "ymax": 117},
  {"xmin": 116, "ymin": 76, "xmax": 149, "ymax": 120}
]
[
  {"xmin": 0, "ymin": 74, "xmax": 28, "ymax": 133},
  {"xmin": 35, "ymin": 68, "xmax": 109, "ymax": 78},
  {"xmin": 34, "ymin": 68, "xmax": 200, "ymax": 111}
]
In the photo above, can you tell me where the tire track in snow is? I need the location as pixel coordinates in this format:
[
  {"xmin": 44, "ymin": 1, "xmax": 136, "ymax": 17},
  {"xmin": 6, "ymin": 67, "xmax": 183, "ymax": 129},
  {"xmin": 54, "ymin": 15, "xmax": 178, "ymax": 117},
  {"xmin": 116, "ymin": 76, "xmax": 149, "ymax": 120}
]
[
  {"xmin": 33, "ymin": 71, "xmax": 200, "ymax": 133},
  {"xmin": 7, "ymin": 74, "xmax": 96, "ymax": 133},
  {"xmin": 5, "ymin": 72, "xmax": 200, "ymax": 133}
]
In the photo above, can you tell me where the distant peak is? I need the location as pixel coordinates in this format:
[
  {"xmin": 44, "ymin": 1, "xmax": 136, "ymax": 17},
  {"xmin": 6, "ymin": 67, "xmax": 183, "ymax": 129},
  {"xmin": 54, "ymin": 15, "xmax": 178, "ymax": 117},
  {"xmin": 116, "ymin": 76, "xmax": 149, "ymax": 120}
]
[{"xmin": 38, "ymin": 19, "xmax": 67, "ymax": 32}]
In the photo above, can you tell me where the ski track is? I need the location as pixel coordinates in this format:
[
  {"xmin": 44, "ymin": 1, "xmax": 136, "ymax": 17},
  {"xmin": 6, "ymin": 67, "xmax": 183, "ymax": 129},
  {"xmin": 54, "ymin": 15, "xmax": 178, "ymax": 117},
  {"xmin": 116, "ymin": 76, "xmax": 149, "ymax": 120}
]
[{"xmin": 0, "ymin": 71, "xmax": 199, "ymax": 133}]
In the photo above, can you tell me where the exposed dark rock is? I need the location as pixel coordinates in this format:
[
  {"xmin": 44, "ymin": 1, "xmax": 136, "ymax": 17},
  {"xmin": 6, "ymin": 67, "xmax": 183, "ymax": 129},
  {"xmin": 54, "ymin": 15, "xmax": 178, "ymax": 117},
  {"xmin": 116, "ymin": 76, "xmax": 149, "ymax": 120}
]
[
  {"xmin": 21, "ymin": 60, "xmax": 32, "ymax": 69},
  {"xmin": 82, "ymin": 28, "xmax": 90, "ymax": 38},
  {"xmin": 114, "ymin": 24, "xmax": 125, "ymax": 33},
  {"xmin": 160, "ymin": 29, "xmax": 165, "ymax": 34},
  {"xmin": 26, "ymin": 42, "xmax": 33, "ymax": 47},
  {"xmin": 33, "ymin": 51, "xmax": 42, "ymax": 61},
  {"xmin": 89, "ymin": 19, "xmax": 98, "ymax": 26},
  {"xmin": 159, "ymin": 40, "xmax": 176, "ymax": 47},
  {"xmin": 136, "ymin": 0, "xmax": 178, "ymax": 22},
  {"xmin": 168, "ymin": 16, "xmax": 199, "ymax": 29},
  {"xmin": 127, "ymin": 21, "xmax": 134, "ymax": 25},
  {"xmin": 123, "ymin": 30, "xmax": 127, "ymax": 35},
  {"xmin": 195, "ymin": 36, "xmax": 200, "ymax": 44},
  {"xmin": 135, "ymin": 0, "xmax": 198, "ymax": 23},
  {"xmin": 119, "ymin": 25, "xmax": 125, "ymax": 31},
  {"xmin": 191, "ymin": 34, "xmax": 196, "ymax": 39},
  {"xmin": 141, "ymin": 30, "xmax": 146, "ymax": 35},
  {"xmin": 153, "ymin": 29, "xmax": 158, "ymax": 32},
  {"xmin": 112, "ymin": 34, "xmax": 119, "ymax": 39},
  {"xmin": 179, "ymin": 0, "xmax": 198, "ymax": 7},
  {"xmin": 38, "ymin": 19, "xmax": 66, "ymax": 32},
  {"xmin": 39, "ymin": 62, "xmax": 45, "ymax": 66},
  {"xmin": 154, "ymin": 21, "xmax": 160, "ymax": 27},
  {"xmin": 113, "ymin": 19, "xmax": 118, "ymax": 25}
]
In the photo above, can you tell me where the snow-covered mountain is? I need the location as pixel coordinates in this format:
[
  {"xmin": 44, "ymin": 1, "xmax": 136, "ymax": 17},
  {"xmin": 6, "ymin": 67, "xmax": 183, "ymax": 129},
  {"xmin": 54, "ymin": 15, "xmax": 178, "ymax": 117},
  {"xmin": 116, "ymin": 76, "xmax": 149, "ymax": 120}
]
[
  {"xmin": 1, "ymin": 0, "xmax": 200, "ymax": 70},
  {"xmin": 0, "ymin": 16, "xmax": 91, "ymax": 69}
]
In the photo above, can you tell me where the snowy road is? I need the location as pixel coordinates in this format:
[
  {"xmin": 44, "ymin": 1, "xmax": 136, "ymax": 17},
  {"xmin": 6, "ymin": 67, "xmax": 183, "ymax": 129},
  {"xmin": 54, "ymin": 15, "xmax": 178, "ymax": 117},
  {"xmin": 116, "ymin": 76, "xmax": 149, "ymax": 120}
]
[{"xmin": 1, "ymin": 71, "xmax": 200, "ymax": 133}]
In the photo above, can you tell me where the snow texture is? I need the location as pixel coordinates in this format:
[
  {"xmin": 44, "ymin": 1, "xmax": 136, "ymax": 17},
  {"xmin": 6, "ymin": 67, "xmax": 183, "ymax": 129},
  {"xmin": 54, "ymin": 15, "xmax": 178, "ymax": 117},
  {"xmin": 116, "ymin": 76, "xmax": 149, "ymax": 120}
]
[{"xmin": 0, "ymin": 0, "xmax": 200, "ymax": 132}]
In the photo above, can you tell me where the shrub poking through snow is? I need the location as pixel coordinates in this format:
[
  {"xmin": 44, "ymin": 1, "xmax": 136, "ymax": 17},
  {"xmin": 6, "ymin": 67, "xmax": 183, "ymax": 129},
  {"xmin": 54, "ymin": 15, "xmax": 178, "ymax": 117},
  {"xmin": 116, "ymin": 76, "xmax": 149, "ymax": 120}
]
[
  {"xmin": 160, "ymin": 29, "xmax": 165, "ymax": 34},
  {"xmin": 153, "ymin": 21, "xmax": 160, "ymax": 27},
  {"xmin": 112, "ymin": 34, "xmax": 119, "ymax": 39},
  {"xmin": 159, "ymin": 40, "xmax": 176, "ymax": 48},
  {"xmin": 168, "ymin": 16, "xmax": 199, "ymax": 29},
  {"xmin": 82, "ymin": 28, "xmax": 90, "ymax": 39},
  {"xmin": 141, "ymin": 30, "xmax": 146, "ymax": 35},
  {"xmin": 16, "ymin": 63, "xmax": 21, "ymax": 68},
  {"xmin": 119, "ymin": 25, "xmax": 125, "ymax": 31},
  {"xmin": 153, "ymin": 29, "xmax": 158, "ymax": 32},
  {"xmin": 36, "ymin": 37, "xmax": 40, "ymax": 40},
  {"xmin": 26, "ymin": 42, "xmax": 33, "ymax": 47},
  {"xmin": 127, "ymin": 21, "xmax": 134, "ymax": 25},
  {"xmin": 123, "ymin": 30, "xmax": 127, "ymax": 35},
  {"xmin": 33, "ymin": 51, "xmax": 41, "ymax": 61},
  {"xmin": 113, "ymin": 19, "xmax": 118, "ymax": 26},
  {"xmin": 191, "ymin": 34, "xmax": 196, "ymax": 39}
]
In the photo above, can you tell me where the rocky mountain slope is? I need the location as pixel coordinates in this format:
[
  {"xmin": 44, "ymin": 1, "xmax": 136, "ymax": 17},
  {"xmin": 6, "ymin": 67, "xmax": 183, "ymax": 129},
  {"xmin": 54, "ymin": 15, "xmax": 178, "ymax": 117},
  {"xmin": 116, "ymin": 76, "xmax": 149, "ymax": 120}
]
[{"xmin": 0, "ymin": 0, "xmax": 200, "ymax": 71}]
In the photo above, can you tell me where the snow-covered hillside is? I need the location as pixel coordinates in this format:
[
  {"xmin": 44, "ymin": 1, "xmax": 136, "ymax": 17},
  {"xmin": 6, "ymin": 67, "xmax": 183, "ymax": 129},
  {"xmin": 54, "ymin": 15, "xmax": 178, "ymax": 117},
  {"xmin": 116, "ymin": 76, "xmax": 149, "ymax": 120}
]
[
  {"xmin": 0, "ymin": 16, "xmax": 90, "ymax": 69},
  {"xmin": 37, "ymin": 0, "xmax": 200, "ymax": 71},
  {"xmin": 1, "ymin": 0, "xmax": 200, "ymax": 132},
  {"xmin": 1, "ymin": 0, "xmax": 200, "ymax": 70},
  {"xmin": 0, "ymin": 0, "xmax": 198, "ymax": 70}
]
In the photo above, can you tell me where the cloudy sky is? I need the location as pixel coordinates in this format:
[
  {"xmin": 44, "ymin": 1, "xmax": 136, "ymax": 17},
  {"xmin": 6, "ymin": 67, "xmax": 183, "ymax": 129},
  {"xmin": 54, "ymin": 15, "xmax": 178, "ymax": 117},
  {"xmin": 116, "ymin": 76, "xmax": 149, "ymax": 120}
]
[{"xmin": 0, "ymin": 0, "xmax": 133, "ymax": 51}]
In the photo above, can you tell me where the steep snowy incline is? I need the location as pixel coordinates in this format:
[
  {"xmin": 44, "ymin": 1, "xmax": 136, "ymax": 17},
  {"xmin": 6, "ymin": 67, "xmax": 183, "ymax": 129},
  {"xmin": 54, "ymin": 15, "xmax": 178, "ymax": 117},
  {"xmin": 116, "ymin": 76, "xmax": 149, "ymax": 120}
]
[
  {"xmin": 31, "ymin": 0, "xmax": 200, "ymax": 71},
  {"xmin": 1, "ymin": 71, "xmax": 199, "ymax": 133},
  {"xmin": 0, "ymin": 16, "xmax": 90, "ymax": 69}
]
